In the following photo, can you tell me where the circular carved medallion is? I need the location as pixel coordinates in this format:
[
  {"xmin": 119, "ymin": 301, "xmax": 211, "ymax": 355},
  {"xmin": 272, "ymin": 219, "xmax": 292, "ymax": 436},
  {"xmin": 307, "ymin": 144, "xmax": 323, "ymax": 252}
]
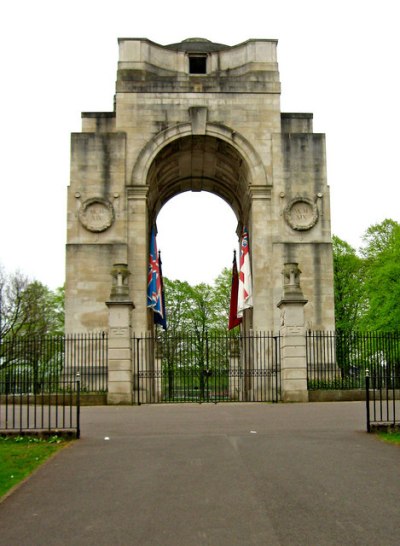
[
  {"xmin": 284, "ymin": 198, "xmax": 318, "ymax": 231},
  {"xmin": 79, "ymin": 198, "xmax": 115, "ymax": 232}
]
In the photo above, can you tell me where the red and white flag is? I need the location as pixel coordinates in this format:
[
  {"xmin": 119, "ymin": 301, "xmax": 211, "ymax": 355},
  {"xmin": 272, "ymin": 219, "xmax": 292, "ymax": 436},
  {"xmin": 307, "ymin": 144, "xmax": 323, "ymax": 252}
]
[
  {"xmin": 228, "ymin": 250, "xmax": 242, "ymax": 330},
  {"xmin": 237, "ymin": 227, "xmax": 253, "ymax": 317}
]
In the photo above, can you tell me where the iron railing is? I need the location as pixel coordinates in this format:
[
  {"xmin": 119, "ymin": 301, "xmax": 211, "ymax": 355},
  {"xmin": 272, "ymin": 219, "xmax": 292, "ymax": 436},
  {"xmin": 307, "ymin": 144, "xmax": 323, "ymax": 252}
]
[
  {"xmin": 133, "ymin": 331, "xmax": 280, "ymax": 404},
  {"xmin": 0, "ymin": 333, "xmax": 108, "ymax": 394},
  {"xmin": 366, "ymin": 371, "xmax": 400, "ymax": 432},
  {"xmin": 0, "ymin": 379, "xmax": 81, "ymax": 438},
  {"xmin": 307, "ymin": 331, "xmax": 400, "ymax": 390}
]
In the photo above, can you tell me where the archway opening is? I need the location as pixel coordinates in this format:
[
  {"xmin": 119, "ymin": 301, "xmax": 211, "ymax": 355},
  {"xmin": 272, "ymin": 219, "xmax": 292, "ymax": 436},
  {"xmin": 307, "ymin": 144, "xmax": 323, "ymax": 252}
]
[
  {"xmin": 156, "ymin": 191, "xmax": 238, "ymax": 285},
  {"xmin": 146, "ymin": 134, "xmax": 252, "ymax": 285},
  {"xmin": 145, "ymin": 133, "xmax": 253, "ymax": 332},
  {"xmin": 146, "ymin": 134, "xmax": 251, "ymax": 224}
]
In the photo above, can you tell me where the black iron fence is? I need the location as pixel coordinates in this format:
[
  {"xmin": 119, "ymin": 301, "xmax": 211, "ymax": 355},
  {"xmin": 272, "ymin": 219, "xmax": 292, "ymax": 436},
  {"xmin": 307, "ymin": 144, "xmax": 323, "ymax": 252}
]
[
  {"xmin": 366, "ymin": 371, "xmax": 400, "ymax": 432},
  {"xmin": 307, "ymin": 331, "xmax": 400, "ymax": 390},
  {"xmin": 0, "ymin": 379, "xmax": 81, "ymax": 438},
  {"xmin": 0, "ymin": 333, "xmax": 108, "ymax": 394},
  {"xmin": 133, "ymin": 331, "xmax": 280, "ymax": 404}
]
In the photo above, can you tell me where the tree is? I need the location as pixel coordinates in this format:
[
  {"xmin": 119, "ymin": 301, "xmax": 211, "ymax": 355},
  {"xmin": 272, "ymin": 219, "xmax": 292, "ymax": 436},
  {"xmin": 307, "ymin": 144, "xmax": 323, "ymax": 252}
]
[
  {"xmin": 0, "ymin": 267, "xmax": 64, "ymax": 339},
  {"xmin": 360, "ymin": 219, "xmax": 400, "ymax": 330},
  {"xmin": 0, "ymin": 267, "xmax": 65, "ymax": 391},
  {"xmin": 0, "ymin": 267, "xmax": 29, "ymax": 341},
  {"xmin": 159, "ymin": 272, "xmax": 233, "ymax": 401},
  {"xmin": 332, "ymin": 221, "xmax": 400, "ymax": 332},
  {"xmin": 361, "ymin": 219, "xmax": 400, "ymax": 261},
  {"xmin": 211, "ymin": 267, "xmax": 232, "ymax": 329},
  {"xmin": 332, "ymin": 235, "xmax": 366, "ymax": 331},
  {"xmin": 163, "ymin": 272, "xmax": 231, "ymax": 334}
]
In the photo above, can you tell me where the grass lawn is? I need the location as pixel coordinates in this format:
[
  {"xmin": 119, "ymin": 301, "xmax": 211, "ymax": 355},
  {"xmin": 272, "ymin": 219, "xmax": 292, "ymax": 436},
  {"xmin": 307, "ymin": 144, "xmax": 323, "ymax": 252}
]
[
  {"xmin": 377, "ymin": 431, "xmax": 400, "ymax": 445},
  {"xmin": 0, "ymin": 435, "xmax": 69, "ymax": 499}
]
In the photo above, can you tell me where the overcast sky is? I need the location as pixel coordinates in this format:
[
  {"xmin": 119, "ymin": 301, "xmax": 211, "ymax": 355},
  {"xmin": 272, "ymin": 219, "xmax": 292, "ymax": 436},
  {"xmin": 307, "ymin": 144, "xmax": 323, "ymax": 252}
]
[{"xmin": 1, "ymin": 0, "xmax": 399, "ymax": 288}]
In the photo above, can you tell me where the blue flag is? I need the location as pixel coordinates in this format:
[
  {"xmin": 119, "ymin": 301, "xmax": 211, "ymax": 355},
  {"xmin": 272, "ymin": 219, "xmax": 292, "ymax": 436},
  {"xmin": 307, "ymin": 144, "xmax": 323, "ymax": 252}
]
[
  {"xmin": 147, "ymin": 228, "xmax": 167, "ymax": 329},
  {"xmin": 154, "ymin": 252, "xmax": 167, "ymax": 330}
]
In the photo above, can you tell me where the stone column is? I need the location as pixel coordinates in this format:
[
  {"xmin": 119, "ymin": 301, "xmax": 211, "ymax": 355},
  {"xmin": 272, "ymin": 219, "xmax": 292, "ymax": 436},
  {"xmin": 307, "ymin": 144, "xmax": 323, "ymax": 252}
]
[
  {"xmin": 277, "ymin": 263, "xmax": 309, "ymax": 402},
  {"xmin": 106, "ymin": 263, "xmax": 135, "ymax": 405},
  {"xmin": 249, "ymin": 185, "xmax": 273, "ymax": 331},
  {"xmin": 127, "ymin": 186, "xmax": 149, "ymax": 334}
]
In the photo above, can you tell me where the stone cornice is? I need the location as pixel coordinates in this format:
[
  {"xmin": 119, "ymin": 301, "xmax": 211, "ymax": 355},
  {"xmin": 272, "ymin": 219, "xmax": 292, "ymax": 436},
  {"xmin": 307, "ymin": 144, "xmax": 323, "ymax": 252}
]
[
  {"xmin": 126, "ymin": 186, "xmax": 148, "ymax": 200},
  {"xmin": 249, "ymin": 185, "xmax": 272, "ymax": 199}
]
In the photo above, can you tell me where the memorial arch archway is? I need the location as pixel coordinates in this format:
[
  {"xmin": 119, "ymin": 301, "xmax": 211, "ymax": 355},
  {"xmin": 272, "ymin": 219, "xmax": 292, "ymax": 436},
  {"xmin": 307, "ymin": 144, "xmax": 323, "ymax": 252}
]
[
  {"xmin": 128, "ymin": 124, "xmax": 272, "ymax": 334},
  {"xmin": 66, "ymin": 36, "xmax": 336, "ymax": 403}
]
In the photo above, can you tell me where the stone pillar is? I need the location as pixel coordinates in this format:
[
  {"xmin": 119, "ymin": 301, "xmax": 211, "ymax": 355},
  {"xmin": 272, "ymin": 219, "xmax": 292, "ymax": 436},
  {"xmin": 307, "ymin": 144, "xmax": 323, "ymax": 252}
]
[
  {"xmin": 277, "ymin": 263, "xmax": 309, "ymax": 402},
  {"xmin": 127, "ymin": 186, "xmax": 149, "ymax": 334},
  {"xmin": 250, "ymin": 185, "xmax": 273, "ymax": 331},
  {"xmin": 106, "ymin": 264, "xmax": 135, "ymax": 404},
  {"xmin": 228, "ymin": 337, "xmax": 241, "ymax": 401}
]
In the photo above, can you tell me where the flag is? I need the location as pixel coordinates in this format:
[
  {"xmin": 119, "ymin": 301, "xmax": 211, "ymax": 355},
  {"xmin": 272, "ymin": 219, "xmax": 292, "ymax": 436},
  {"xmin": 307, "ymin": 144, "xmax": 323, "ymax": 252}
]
[
  {"xmin": 237, "ymin": 227, "xmax": 253, "ymax": 317},
  {"xmin": 228, "ymin": 250, "xmax": 242, "ymax": 330},
  {"xmin": 154, "ymin": 251, "xmax": 167, "ymax": 330},
  {"xmin": 147, "ymin": 228, "xmax": 165, "ymax": 327}
]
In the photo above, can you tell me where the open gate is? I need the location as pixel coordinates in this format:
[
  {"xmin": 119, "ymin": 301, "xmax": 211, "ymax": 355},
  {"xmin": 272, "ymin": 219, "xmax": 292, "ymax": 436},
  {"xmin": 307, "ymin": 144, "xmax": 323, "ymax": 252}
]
[{"xmin": 133, "ymin": 332, "xmax": 280, "ymax": 404}]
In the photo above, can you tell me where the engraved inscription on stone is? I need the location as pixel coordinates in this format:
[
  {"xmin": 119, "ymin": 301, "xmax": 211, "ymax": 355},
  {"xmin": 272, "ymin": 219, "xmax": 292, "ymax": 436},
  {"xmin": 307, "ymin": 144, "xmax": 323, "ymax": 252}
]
[
  {"xmin": 286, "ymin": 326, "xmax": 302, "ymax": 334},
  {"xmin": 110, "ymin": 327, "xmax": 128, "ymax": 337},
  {"xmin": 284, "ymin": 198, "xmax": 318, "ymax": 231},
  {"xmin": 79, "ymin": 198, "xmax": 115, "ymax": 232}
]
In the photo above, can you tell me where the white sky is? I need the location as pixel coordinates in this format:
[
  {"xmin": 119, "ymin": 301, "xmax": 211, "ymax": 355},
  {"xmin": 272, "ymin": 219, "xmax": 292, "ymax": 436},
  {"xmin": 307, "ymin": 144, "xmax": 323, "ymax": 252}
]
[{"xmin": 0, "ymin": 0, "xmax": 399, "ymax": 289}]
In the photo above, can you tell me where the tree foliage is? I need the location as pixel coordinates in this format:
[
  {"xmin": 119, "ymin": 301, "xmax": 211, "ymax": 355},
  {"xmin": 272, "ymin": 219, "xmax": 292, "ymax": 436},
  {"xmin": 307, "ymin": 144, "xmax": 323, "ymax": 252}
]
[
  {"xmin": 162, "ymin": 267, "xmax": 232, "ymax": 334},
  {"xmin": 0, "ymin": 268, "xmax": 64, "ymax": 340},
  {"xmin": 0, "ymin": 267, "xmax": 65, "ymax": 390},
  {"xmin": 158, "ymin": 270, "xmax": 234, "ymax": 401},
  {"xmin": 332, "ymin": 236, "xmax": 366, "ymax": 330},
  {"xmin": 0, "ymin": 267, "xmax": 64, "ymax": 340},
  {"xmin": 360, "ymin": 220, "xmax": 400, "ymax": 330},
  {"xmin": 333, "ymin": 219, "xmax": 400, "ymax": 331}
]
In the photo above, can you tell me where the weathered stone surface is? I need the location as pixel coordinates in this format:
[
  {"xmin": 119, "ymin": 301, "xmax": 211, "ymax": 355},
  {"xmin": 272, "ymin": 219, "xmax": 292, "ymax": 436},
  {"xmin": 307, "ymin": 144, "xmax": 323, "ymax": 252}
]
[{"xmin": 66, "ymin": 36, "xmax": 335, "ymax": 337}]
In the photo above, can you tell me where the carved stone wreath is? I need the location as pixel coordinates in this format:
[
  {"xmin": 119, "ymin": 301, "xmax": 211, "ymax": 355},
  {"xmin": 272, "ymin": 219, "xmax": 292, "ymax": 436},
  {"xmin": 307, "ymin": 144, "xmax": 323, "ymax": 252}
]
[
  {"xmin": 284, "ymin": 197, "xmax": 319, "ymax": 231},
  {"xmin": 79, "ymin": 198, "xmax": 115, "ymax": 232}
]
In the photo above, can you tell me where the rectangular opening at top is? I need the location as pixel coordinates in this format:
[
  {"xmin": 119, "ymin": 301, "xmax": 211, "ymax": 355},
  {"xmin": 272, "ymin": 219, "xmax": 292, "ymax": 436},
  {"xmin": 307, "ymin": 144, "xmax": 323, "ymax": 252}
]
[{"xmin": 189, "ymin": 56, "xmax": 207, "ymax": 74}]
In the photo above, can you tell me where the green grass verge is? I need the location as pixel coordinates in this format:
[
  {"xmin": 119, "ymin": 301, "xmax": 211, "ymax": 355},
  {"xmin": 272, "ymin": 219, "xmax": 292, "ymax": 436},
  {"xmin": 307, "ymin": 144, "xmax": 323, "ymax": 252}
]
[
  {"xmin": 377, "ymin": 432, "xmax": 400, "ymax": 445},
  {"xmin": 0, "ymin": 435, "xmax": 68, "ymax": 499}
]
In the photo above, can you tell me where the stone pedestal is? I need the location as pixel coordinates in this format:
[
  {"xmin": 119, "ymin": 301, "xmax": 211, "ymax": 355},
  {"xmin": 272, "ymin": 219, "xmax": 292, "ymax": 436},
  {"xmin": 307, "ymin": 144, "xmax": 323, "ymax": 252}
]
[
  {"xmin": 106, "ymin": 301, "xmax": 134, "ymax": 404},
  {"xmin": 277, "ymin": 263, "xmax": 309, "ymax": 402}
]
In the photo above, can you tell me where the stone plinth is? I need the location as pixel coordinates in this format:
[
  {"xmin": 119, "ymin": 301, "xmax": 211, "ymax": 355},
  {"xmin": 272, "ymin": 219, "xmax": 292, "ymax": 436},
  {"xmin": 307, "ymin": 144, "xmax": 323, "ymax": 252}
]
[
  {"xmin": 278, "ymin": 265, "xmax": 309, "ymax": 402},
  {"xmin": 106, "ymin": 301, "xmax": 134, "ymax": 404}
]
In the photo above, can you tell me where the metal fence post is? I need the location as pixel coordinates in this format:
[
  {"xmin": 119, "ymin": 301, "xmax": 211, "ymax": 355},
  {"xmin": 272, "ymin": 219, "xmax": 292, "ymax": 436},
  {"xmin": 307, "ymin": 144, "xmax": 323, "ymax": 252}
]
[
  {"xmin": 365, "ymin": 369, "xmax": 371, "ymax": 433},
  {"xmin": 76, "ymin": 372, "xmax": 81, "ymax": 439}
]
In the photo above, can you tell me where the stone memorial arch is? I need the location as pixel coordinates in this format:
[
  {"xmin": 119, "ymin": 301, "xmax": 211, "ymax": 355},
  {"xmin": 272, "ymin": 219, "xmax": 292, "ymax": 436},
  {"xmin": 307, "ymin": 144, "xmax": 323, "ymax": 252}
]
[{"xmin": 65, "ymin": 37, "xmax": 335, "ymax": 403}]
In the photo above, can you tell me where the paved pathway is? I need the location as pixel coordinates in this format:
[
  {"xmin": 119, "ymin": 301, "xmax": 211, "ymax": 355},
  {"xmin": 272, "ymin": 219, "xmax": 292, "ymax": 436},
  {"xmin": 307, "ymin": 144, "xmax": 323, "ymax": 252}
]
[{"xmin": 0, "ymin": 402, "xmax": 399, "ymax": 546}]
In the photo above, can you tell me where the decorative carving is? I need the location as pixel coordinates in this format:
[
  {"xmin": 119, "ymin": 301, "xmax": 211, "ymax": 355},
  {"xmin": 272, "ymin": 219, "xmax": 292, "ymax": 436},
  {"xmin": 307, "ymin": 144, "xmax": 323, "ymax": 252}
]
[
  {"xmin": 110, "ymin": 263, "xmax": 131, "ymax": 301},
  {"xmin": 284, "ymin": 197, "xmax": 318, "ymax": 231},
  {"xmin": 79, "ymin": 198, "xmax": 114, "ymax": 232},
  {"xmin": 282, "ymin": 262, "xmax": 304, "ymax": 298}
]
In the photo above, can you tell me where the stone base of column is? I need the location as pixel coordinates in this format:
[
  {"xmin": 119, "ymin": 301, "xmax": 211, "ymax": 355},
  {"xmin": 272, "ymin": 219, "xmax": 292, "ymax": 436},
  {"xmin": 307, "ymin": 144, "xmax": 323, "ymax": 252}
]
[
  {"xmin": 107, "ymin": 345, "xmax": 134, "ymax": 405},
  {"xmin": 278, "ymin": 289, "xmax": 309, "ymax": 403},
  {"xmin": 106, "ymin": 300, "xmax": 134, "ymax": 405},
  {"xmin": 108, "ymin": 392, "xmax": 133, "ymax": 405},
  {"xmin": 281, "ymin": 388, "xmax": 309, "ymax": 403}
]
